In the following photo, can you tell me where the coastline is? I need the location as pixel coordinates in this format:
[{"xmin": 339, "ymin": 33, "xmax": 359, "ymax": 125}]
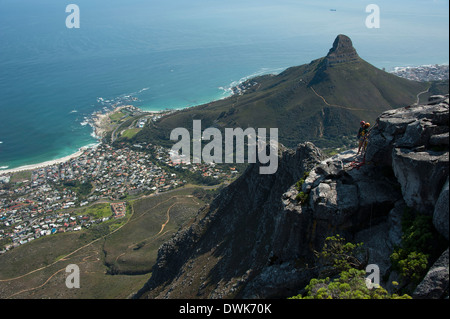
[
  {"xmin": 0, "ymin": 146, "xmax": 92, "ymax": 176},
  {"xmin": 0, "ymin": 105, "xmax": 126, "ymax": 176},
  {"xmin": 0, "ymin": 91, "xmax": 245, "ymax": 177},
  {"xmin": 0, "ymin": 104, "xmax": 159, "ymax": 177},
  {"xmin": 0, "ymin": 67, "xmax": 283, "ymax": 178}
]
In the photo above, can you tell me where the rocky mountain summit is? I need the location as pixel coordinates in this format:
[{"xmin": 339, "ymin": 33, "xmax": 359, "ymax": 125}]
[
  {"xmin": 324, "ymin": 34, "xmax": 360, "ymax": 66},
  {"xmin": 135, "ymin": 95, "xmax": 449, "ymax": 299}
]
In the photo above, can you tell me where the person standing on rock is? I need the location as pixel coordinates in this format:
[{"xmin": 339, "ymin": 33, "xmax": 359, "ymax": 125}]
[
  {"xmin": 357, "ymin": 121, "xmax": 367, "ymax": 154},
  {"xmin": 362, "ymin": 122, "xmax": 371, "ymax": 153}
]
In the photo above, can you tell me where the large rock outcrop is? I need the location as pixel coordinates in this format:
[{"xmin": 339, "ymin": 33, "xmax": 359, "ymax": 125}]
[
  {"xmin": 413, "ymin": 248, "xmax": 449, "ymax": 299},
  {"xmin": 434, "ymin": 178, "xmax": 449, "ymax": 241},
  {"xmin": 325, "ymin": 34, "xmax": 360, "ymax": 66},
  {"xmin": 280, "ymin": 148, "xmax": 404, "ymax": 288},
  {"xmin": 366, "ymin": 95, "xmax": 449, "ymax": 233},
  {"xmin": 135, "ymin": 96, "xmax": 449, "ymax": 299}
]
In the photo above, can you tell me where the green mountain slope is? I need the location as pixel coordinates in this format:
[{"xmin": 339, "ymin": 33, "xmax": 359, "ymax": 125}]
[{"xmin": 132, "ymin": 35, "xmax": 428, "ymax": 149}]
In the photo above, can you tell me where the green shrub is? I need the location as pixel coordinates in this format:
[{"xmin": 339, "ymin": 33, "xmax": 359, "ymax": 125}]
[
  {"xmin": 295, "ymin": 192, "xmax": 309, "ymax": 205},
  {"xmin": 294, "ymin": 171, "xmax": 311, "ymax": 206},
  {"xmin": 316, "ymin": 235, "xmax": 366, "ymax": 275},
  {"xmin": 290, "ymin": 268, "xmax": 411, "ymax": 299},
  {"xmin": 390, "ymin": 208, "xmax": 447, "ymax": 288},
  {"xmin": 295, "ymin": 171, "xmax": 310, "ymax": 192},
  {"xmin": 391, "ymin": 250, "xmax": 428, "ymax": 284},
  {"xmin": 290, "ymin": 235, "xmax": 411, "ymax": 299}
]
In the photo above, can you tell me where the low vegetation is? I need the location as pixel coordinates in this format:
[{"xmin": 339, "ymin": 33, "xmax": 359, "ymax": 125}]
[
  {"xmin": 291, "ymin": 205, "xmax": 448, "ymax": 299},
  {"xmin": 62, "ymin": 180, "xmax": 93, "ymax": 197},
  {"xmin": 289, "ymin": 235, "xmax": 411, "ymax": 299},
  {"xmin": 292, "ymin": 268, "xmax": 411, "ymax": 299},
  {"xmin": 390, "ymin": 208, "xmax": 447, "ymax": 293},
  {"xmin": 295, "ymin": 171, "xmax": 310, "ymax": 205},
  {"xmin": 0, "ymin": 187, "xmax": 208, "ymax": 298},
  {"xmin": 77, "ymin": 203, "xmax": 112, "ymax": 219}
]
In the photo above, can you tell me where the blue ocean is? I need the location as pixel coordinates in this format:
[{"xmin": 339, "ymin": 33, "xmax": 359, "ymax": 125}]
[{"xmin": 0, "ymin": 0, "xmax": 448, "ymax": 171}]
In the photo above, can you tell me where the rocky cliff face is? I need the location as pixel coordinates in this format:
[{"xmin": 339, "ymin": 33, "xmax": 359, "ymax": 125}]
[
  {"xmin": 366, "ymin": 96, "xmax": 449, "ymax": 216},
  {"xmin": 135, "ymin": 95, "xmax": 449, "ymax": 299},
  {"xmin": 134, "ymin": 143, "xmax": 325, "ymax": 299}
]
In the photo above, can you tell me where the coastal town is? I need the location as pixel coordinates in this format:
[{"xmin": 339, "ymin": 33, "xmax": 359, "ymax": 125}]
[
  {"xmin": 0, "ymin": 112, "xmax": 239, "ymax": 253},
  {"xmin": 390, "ymin": 64, "xmax": 449, "ymax": 82}
]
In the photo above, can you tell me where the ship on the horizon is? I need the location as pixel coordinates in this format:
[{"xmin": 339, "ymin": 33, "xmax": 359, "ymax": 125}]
[{"xmin": 330, "ymin": 8, "xmax": 337, "ymax": 11}]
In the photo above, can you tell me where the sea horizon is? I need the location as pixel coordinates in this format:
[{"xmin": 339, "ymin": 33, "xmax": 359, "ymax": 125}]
[{"xmin": 1, "ymin": 0, "xmax": 448, "ymax": 172}]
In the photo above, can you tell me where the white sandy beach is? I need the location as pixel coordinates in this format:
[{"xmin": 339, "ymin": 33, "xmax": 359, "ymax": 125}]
[
  {"xmin": 1, "ymin": 106, "xmax": 128, "ymax": 175},
  {"xmin": 0, "ymin": 148, "xmax": 90, "ymax": 176},
  {"xmin": 0, "ymin": 104, "xmax": 162, "ymax": 177}
]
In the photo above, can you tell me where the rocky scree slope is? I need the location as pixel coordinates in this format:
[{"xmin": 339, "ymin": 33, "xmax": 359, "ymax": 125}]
[{"xmin": 135, "ymin": 95, "xmax": 449, "ymax": 299}]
